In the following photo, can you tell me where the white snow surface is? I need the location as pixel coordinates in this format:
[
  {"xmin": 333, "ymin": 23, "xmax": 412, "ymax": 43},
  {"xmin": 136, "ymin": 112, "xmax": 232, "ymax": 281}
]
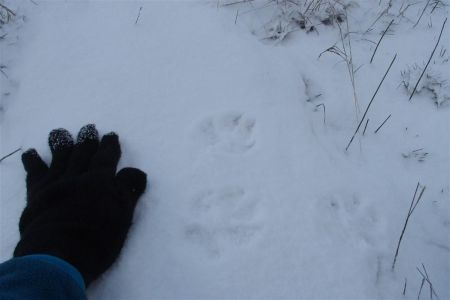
[{"xmin": 0, "ymin": 1, "xmax": 449, "ymax": 299}]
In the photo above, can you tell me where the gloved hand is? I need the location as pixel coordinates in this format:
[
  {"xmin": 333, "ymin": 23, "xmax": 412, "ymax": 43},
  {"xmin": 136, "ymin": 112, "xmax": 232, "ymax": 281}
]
[{"xmin": 14, "ymin": 124, "xmax": 147, "ymax": 286}]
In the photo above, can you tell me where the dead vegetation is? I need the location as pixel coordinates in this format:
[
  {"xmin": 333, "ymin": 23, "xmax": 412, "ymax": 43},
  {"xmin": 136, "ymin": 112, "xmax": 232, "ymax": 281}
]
[{"xmin": 0, "ymin": 1, "xmax": 15, "ymax": 26}]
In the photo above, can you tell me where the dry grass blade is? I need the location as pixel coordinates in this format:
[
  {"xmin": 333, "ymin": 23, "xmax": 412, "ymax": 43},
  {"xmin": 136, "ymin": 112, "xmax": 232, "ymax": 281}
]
[
  {"xmin": 374, "ymin": 114, "xmax": 391, "ymax": 134},
  {"xmin": 370, "ymin": 19, "xmax": 394, "ymax": 63},
  {"xmin": 362, "ymin": 118, "xmax": 369, "ymax": 135},
  {"xmin": 391, "ymin": 182, "xmax": 426, "ymax": 270},
  {"xmin": 135, "ymin": 6, "xmax": 142, "ymax": 25},
  {"xmin": 409, "ymin": 18, "xmax": 447, "ymax": 101},
  {"xmin": 221, "ymin": 0, "xmax": 254, "ymax": 7},
  {"xmin": 346, "ymin": 54, "xmax": 397, "ymax": 151},
  {"xmin": 413, "ymin": 0, "xmax": 432, "ymax": 28},
  {"xmin": 403, "ymin": 278, "xmax": 407, "ymax": 296},
  {"xmin": 416, "ymin": 264, "xmax": 440, "ymax": 300}
]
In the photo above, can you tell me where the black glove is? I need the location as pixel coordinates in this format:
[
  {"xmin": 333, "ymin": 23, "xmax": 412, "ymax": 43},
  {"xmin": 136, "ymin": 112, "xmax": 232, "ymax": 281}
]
[{"xmin": 14, "ymin": 124, "xmax": 147, "ymax": 286}]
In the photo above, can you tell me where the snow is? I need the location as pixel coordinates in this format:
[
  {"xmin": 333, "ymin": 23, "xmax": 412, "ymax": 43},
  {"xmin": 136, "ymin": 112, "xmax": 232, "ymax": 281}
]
[
  {"xmin": 48, "ymin": 128, "xmax": 75, "ymax": 151},
  {"xmin": 77, "ymin": 124, "xmax": 99, "ymax": 143},
  {"xmin": 1, "ymin": 0, "xmax": 449, "ymax": 299}
]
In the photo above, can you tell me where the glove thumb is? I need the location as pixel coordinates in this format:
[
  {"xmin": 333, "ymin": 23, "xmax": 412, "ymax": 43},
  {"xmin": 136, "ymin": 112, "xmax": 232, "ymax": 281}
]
[{"xmin": 115, "ymin": 167, "xmax": 147, "ymax": 207}]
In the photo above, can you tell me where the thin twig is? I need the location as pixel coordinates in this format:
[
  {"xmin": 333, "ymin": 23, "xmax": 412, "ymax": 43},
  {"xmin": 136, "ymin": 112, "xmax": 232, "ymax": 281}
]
[
  {"xmin": 235, "ymin": 9, "xmax": 239, "ymax": 24},
  {"xmin": 392, "ymin": 182, "xmax": 426, "ymax": 270},
  {"xmin": 374, "ymin": 114, "xmax": 392, "ymax": 133},
  {"xmin": 0, "ymin": 148, "xmax": 21, "ymax": 163},
  {"xmin": 346, "ymin": 54, "xmax": 397, "ymax": 151},
  {"xmin": 370, "ymin": 19, "xmax": 394, "ymax": 63},
  {"xmin": 409, "ymin": 18, "xmax": 447, "ymax": 101}
]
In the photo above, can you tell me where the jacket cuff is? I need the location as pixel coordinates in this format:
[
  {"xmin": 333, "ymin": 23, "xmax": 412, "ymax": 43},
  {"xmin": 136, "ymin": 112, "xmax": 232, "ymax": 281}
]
[{"xmin": 24, "ymin": 254, "xmax": 86, "ymax": 290}]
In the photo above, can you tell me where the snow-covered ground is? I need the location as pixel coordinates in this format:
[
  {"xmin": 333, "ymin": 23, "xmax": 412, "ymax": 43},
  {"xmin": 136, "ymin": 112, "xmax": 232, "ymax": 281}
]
[{"xmin": 1, "ymin": 0, "xmax": 449, "ymax": 299}]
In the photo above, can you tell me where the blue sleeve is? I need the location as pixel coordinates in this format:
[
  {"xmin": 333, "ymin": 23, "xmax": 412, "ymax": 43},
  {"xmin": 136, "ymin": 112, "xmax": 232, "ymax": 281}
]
[{"xmin": 0, "ymin": 255, "xmax": 87, "ymax": 300}]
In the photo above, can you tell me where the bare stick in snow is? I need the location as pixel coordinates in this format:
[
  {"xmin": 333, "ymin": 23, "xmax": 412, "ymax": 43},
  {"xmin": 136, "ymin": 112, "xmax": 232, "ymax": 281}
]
[
  {"xmin": 374, "ymin": 114, "xmax": 392, "ymax": 134},
  {"xmin": 409, "ymin": 18, "xmax": 447, "ymax": 101},
  {"xmin": 235, "ymin": 10, "xmax": 239, "ymax": 24},
  {"xmin": 346, "ymin": 54, "xmax": 397, "ymax": 151},
  {"xmin": 0, "ymin": 148, "xmax": 21, "ymax": 163},
  {"xmin": 392, "ymin": 182, "xmax": 426, "ymax": 270},
  {"xmin": 370, "ymin": 19, "xmax": 394, "ymax": 63}
]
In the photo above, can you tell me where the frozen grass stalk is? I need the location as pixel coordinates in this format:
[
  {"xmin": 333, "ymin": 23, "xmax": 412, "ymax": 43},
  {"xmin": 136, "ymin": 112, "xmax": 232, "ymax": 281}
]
[
  {"xmin": 416, "ymin": 263, "xmax": 439, "ymax": 300},
  {"xmin": 391, "ymin": 182, "xmax": 426, "ymax": 270},
  {"xmin": 362, "ymin": 118, "xmax": 369, "ymax": 136},
  {"xmin": 346, "ymin": 54, "xmax": 397, "ymax": 151},
  {"xmin": 409, "ymin": 18, "xmax": 447, "ymax": 101},
  {"xmin": 416, "ymin": 264, "xmax": 440, "ymax": 300},
  {"xmin": 403, "ymin": 278, "xmax": 407, "ymax": 296},
  {"xmin": 370, "ymin": 19, "xmax": 394, "ymax": 63},
  {"xmin": 413, "ymin": 0, "xmax": 432, "ymax": 28},
  {"xmin": 418, "ymin": 277, "xmax": 426, "ymax": 300},
  {"xmin": 374, "ymin": 114, "xmax": 391, "ymax": 134},
  {"xmin": 319, "ymin": 10, "xmax": 360, "ymax": 120}
]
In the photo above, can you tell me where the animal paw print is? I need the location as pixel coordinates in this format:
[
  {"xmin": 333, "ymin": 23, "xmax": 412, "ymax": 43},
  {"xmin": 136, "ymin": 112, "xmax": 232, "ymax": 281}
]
[
  {"xmin": 184, "ymin": 187, "xmax": 262, "ymax": 257},
  {"xmin": 316, "ymin": 192, "xmax": 381, "ymax": 245},
  {"xmin": 195, "ymin": 112, "xmax": 256, "ymax": 154}
]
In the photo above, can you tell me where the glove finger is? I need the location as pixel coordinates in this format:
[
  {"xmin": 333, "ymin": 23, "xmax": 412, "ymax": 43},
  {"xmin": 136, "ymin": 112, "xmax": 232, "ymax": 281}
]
[
  {"xmin": 48, "ymin": 128, "xmax": 74, "ymax": 178},
  {"xmin": 22, "ymin": 148, "xmax": 49, "ymax": 192},
  {"xmin": 65, "ymin": 124, "xmax": 99, "ymax": 176},
  {"xmin": 89, "ymin": 132, "xmax": 121, "ymax": 175},
  {"xmin": 115, "ymin": 167, "xmax": 147, "ymax": 207}
]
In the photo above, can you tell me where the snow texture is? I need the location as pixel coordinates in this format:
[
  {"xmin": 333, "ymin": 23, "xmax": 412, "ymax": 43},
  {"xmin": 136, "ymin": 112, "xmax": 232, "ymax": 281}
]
[{"xmin": 0, "ymin": 0, "xmax": 449, "ymax": 299}]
